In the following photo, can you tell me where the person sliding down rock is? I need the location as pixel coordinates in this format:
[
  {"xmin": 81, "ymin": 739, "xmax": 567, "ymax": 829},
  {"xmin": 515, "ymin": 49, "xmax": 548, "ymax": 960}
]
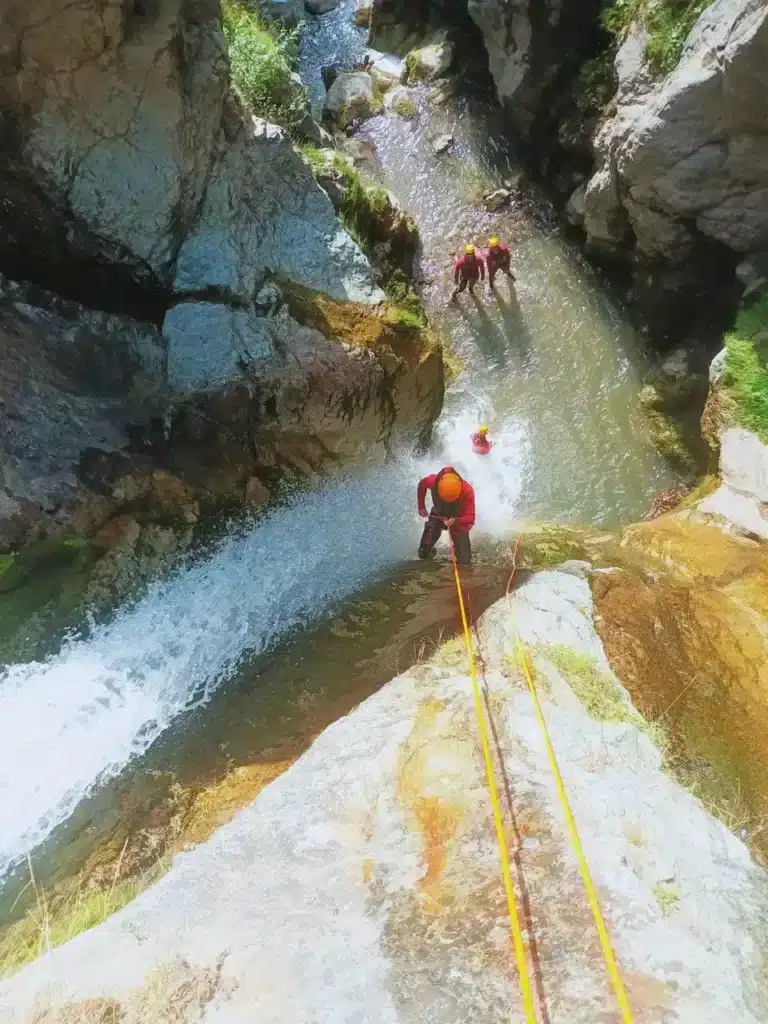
[
  {"xmin": 486, "ymin": 236, "xmax": 515, "ymax": 289},
  {"xmin": 450, "ymin": 245, "xmax": 485, "ymax": 303},
  {"xmin": 417, "ymin": 467, "xmax": 475, "ymax": 565},
  {"xmin": 471, "ymin": 424, "xmax": 493, "ymax": 455}
]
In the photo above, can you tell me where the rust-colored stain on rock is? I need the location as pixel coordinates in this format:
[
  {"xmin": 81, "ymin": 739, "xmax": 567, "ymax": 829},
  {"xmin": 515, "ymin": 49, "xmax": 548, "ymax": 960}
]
[{"xmin": 396, "ymin": 697, "xmax": 467, "ymax": 901}]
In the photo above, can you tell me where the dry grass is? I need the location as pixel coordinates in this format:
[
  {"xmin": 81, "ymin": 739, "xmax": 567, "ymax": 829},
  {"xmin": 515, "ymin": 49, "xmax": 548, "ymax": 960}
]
[{"xmin": 0, "ymin": 849, "xmax": 172, "ymax": 980}]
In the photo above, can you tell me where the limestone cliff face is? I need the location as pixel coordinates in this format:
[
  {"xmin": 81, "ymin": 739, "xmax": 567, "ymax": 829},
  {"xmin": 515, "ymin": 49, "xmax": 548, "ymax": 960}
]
[
  {"xmin": 0, "ymin": 0, "xmax": 445, "ymax": 558},
  {"xmin": 582, "ymin": 0, "xmax": 768, "ymax": 268},
  {"xmin": 0, "ymin": 272, "xmax": 442, "ymax": 557},
  {"xmin": 0, "ymin": 0, "xmax": 378, "ymax": 308},
  {"xmin": 2, "ymin": 566, "xmax": 767, "ymax": 1021},
  {"xmin": 466, "ymin": 0, "xmax": 602, "ymax": 138}
]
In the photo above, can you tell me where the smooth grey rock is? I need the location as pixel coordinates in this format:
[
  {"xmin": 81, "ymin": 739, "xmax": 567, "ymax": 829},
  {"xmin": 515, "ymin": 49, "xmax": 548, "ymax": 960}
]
[
  {"xmin": 565, "ymin": 182, "xmax": 587, "ymax": 227},
  {"xmin": 584, "ymin": 0, "xmax": 768, "ymax": 262},
  {"xmin": 709, "ymin": 347, "xmax": 728, "ymax": 386},
  {"xmin": 2, "ymin": 571, "xmax": 767, "ymax": 1021},
  {"xmin": 325, "ymin": 72, "xmax": 381, "ymax": 125},
  {"xmin": 165, "ymin": 303, "xmax": 274, "ymax": 392},
  {"xmin": 1, "ymin": 0, "xmax": 380, "ymax": 309},
  {"xmin": 700, "ymin": 427, "xmax": 768, "ymax": 538},
  {"xmin": 173, "ymin": 118, "xmax": 382, "ymax": 306},
  {"xmin": 405, "ymin": 41, "xmax": 454, "ymax": 82}
]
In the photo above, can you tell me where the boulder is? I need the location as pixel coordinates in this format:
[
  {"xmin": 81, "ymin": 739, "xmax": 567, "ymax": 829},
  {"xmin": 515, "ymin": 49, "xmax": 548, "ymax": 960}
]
[
  {"xmin": 482, "ymin": 188, "xmax": 511, "ymax": 211},
  {"xmin": 699, "ymin": 427, "xmax": 768, "ymax": 538},
  {"xmin": 305, "ymin": 0, "xmax": 340, "ymax": 12},
  {"xmin": 404, "ymin": 41, "xmax": 454, "ymax": 82},
  {"xmin": 354, "ymin": 5, "xmax": 373, "ymax": 27},
  {"xmin": 639, "ymin": 345, "xmax": 709, "ymax": 412},
  {"xmin": 325, "ymin": 72, "xmax": 383, "ymax": 127},
  {"xmin": 584, "ymin": 2, "xmax": 768, "ymax": 267},
  {"xmin": 3, "ymin": 570, "xmax": 767, "ymax": 1021},
  {"xmin": 385, "ymin": 86, "xmax": 417, "ymax": 119},
  {"xmin": 736, "ymin": 251, "xmax": 768, "ymax": 296},
  {"xmin": 565, "ymin": 182, "xmax": 587, "ymax": 227},
  {"xmin": 432, "ymin": 133, "xmax": 454, "ymax": 155}
]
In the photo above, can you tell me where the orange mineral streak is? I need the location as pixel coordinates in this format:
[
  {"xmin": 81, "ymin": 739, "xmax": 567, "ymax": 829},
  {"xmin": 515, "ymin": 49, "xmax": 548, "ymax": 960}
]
[{"xmin": 396, "ymin": 698, "xmax": 464, "ymax": 902}]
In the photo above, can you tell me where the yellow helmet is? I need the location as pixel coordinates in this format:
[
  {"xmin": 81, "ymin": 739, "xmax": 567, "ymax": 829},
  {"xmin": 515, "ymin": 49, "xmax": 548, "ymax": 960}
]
[
  {"xmin": 464, "ymin": 244, "xmax": 475, "ymax": 255},
  {"xmin": 488, "ymin": 237, "xmax": 499, "ymax": 247},
  {"xmin": 478, "ymin": 424, "xmax": 489, "ymax": 434}
]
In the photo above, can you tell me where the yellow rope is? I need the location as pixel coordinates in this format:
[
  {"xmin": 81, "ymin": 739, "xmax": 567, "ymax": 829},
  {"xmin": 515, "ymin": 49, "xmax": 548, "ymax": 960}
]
[
  {"xmin": 509, "ymin": 603, "xmax": 635, "ymax": 1024},
  {"xmin": 448, "ymin": 542, "xmax": 538, "ymax": 1024}
]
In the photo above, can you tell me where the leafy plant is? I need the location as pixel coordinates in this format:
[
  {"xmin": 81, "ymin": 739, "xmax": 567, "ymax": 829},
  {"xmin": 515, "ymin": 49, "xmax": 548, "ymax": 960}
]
[
  {"xmin": 723, "ymin": 293, "xmax": 768, "ymax": 442},
  {"xmin": 221, "ymin": 0, "xmax": 307, "ymax": 133},
  {"xmin": 601, "ymin": 0, "xmax": 713, "ymax": 75}
]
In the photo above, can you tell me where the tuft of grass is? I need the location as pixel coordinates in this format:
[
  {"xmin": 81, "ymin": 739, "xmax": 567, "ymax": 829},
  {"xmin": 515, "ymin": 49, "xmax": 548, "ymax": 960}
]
[
  {"xmin": 722, "ymin": 292, "xmax": 768, "ymax": 442},
  {"xmin": 543, "ymin": 645, "xmax": 668, "ymax": 750},
  {"xmin": 652, "ymin": 882, "xmax": 681, "ymax": 916},
  {"xmin": 384, "ymin": 278, "xmax": 426, "ymax": 327},
  {"xmin": 221, "ymin": 0, "xmax": 307, "ymax": 133},
  {"xmin": 601, "ymin": 0, "xmax": 714, "ymax": 75},
  {"xmin": 392, "ymin": 94, "xmax": 417, "ymax": 119},
  {"xmin": 0, "ymin": 851, "xmax": 172, "ymax": 979}
]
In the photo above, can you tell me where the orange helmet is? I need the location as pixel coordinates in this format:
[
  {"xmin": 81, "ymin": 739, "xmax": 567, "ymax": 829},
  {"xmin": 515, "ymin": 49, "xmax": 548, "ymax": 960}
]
[{"xmin": 437, "ymin": 471, "xmax": 463, "ymax": 502}]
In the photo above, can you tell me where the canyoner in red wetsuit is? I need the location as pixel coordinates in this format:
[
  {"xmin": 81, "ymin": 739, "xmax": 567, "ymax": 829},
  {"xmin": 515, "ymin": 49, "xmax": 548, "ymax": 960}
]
[
  {"xmin": 486, "ymin": 237, "xmax": 515, "ymax": 289},
  {"xmin": 417, "ymin": 467, "xmax": 476, "ymax": 565},
  {"xmin": 471, "ymin": 424, "xmax": 492, "ymax": 455},
  {"xmin": 450, "ymin": 245, "xmax": 485, "ymax": 303}
]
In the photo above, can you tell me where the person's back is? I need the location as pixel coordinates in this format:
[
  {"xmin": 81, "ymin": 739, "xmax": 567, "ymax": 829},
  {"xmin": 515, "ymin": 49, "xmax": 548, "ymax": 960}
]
[{"xmin": 486, "ymin": 237, "xmax": 514, "ymax": 288}]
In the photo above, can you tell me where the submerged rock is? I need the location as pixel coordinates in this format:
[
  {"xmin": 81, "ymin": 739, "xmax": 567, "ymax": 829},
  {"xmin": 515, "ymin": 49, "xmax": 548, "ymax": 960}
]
[
  {"xmin": 325, "ymin": 72, "xmax": 383, "ymax": 126},
  {"xmin": 354, "ymin": 4, "xmax": 373, "ymax": 27},
  {"xmin": 385, "ymin": 86, "xmax": 417, "ymax": 119},
  {"xmin": 431, "ymin": 133, "xmax": 454, "ymax": 155},
  {"xmin": 3, "ymin": 570, "xmax": 767, "ymax": 1021},
  {"xmin": 305, "ymin": 0, "xmax": 340, "ymax": 12},
  {"xmin": 482, "ymin": 188, "xmax": 511, "ymax": 211}
]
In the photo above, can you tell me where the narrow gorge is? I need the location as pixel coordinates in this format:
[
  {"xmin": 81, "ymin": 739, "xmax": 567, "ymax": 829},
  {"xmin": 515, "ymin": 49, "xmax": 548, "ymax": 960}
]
[{"xmin": 1, "ymin": 0, "xmax": 768, "ymax": 1021}]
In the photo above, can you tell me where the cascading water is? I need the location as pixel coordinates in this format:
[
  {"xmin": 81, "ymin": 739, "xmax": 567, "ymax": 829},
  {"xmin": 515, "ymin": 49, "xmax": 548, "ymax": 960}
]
[{"xmin": 0, "ymin": 0, "xmax": 677, "ymax": 888}]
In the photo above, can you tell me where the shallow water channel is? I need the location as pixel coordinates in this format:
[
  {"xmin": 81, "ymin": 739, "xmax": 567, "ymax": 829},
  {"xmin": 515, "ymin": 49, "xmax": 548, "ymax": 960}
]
[{"xmin": 0, "ymin": 3, "xmax": 677, "ymax": 924}]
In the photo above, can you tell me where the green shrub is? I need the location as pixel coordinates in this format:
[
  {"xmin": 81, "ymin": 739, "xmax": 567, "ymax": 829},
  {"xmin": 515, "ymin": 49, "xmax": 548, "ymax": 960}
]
[
  {"xmin": 601, "ymin": 0, "xmax": 713, "ymax": 75},
  {"xmin": 221, "ymin": 0, "xmax": 307, "ymax": 133},
  {"xmin": 575, "ymin": 51, "xmax": 617, "ymax": 114},
  {"xmin": 723, "ymin": 293, "xmax": 768, "ymax": 442}
]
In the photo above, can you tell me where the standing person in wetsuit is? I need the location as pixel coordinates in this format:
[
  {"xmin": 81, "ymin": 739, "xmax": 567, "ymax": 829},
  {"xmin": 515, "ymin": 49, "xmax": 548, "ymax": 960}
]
[
  {"xmin": 416, "ymin": 467, "xmax": 475, "ymax": 565},
  {"xmin": 486, "ymin": 237, "xmax": 515, "ymax": 289},
  {"xmin": 450, "ymin": 245, "xmax": 485, "ymax": 303}
]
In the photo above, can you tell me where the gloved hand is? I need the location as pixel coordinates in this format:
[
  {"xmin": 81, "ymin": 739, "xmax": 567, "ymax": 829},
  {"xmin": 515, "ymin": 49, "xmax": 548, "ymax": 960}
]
[{"xmin": 418, "ymin": 508, "xmax": 428, "ymax": 518}]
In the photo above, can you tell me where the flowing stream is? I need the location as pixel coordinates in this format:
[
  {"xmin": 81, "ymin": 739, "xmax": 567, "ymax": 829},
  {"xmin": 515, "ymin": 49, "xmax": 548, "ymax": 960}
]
[{"xmin": 0, "ymin": 3, "xmax": 677, "ymax": 907}]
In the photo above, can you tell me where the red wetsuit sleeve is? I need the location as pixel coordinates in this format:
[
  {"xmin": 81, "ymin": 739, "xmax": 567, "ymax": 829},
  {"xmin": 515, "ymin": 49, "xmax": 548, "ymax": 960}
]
[
  {"xmin": 454, "ymin": 482, "xmax": 475, "ymax": 531},
  {"xmin": 454, "ymin": 258, "xmax": 462, "ymax": 284},
  {"xmin": 417, "ymin": 474, "xmax": 436, "ymax": 515},
  {"xmin": 501, "ymin": 246, "xmax": 510, "ymax": 270}
]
